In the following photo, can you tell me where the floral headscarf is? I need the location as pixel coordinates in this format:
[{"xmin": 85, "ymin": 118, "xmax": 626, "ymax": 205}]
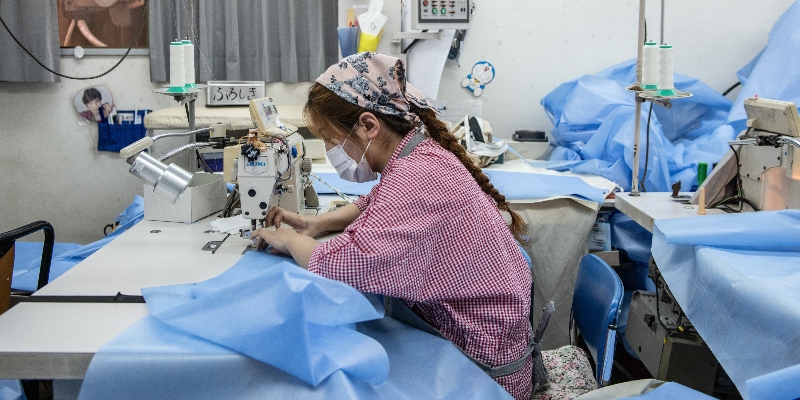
[{"xmin": 316, "ymin": 52, "xmax": 442, "ymax": 128}]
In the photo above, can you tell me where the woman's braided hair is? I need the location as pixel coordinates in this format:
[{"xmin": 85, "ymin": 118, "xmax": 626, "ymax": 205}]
[{"xmin": 304, "ymin": 82, "xmax": 527, "ymax": 241}]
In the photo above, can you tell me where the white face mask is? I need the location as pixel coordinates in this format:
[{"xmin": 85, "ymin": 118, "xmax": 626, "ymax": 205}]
[{"xmin": 326, "ymin": 124, "xmax": 378, "ymax": 183}]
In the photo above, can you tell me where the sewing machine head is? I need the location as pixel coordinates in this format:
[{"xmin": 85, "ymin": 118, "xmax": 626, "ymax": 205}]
[
  {"xmin": 698, "ymin": 97, "xmax": 800, "ymax": 211},
  {"xmin": 234, "ymin": 97, "xmax": 316, "ymax": 232}
]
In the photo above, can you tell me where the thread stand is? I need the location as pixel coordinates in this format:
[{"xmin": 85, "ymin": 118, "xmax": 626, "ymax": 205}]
[
  {"xmin": 628, "ymin": 0, "xmax": 692, "ymax": 196},
  {"xmin": 153, "ymin": 85, "xmax": 206, "ymax": 173}
]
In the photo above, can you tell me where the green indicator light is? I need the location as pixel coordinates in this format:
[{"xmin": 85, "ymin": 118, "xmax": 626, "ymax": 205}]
[{"xmin": 432, "ymin": 7, "xmax": 438, "ymax": 14}]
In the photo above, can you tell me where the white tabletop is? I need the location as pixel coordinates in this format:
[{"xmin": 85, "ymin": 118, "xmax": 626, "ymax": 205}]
[
  {"xmin": 0, "ymin": 303, "xmax": 149, "ymax": 379},
  {"xmin": 614, "ymin": 192, "xmax": 725, "ymax": 233},
  {"xmin": 0, "ymin": 216, "xmax": 258, "ymax": 380},
  {"xmin": 35, "ymin": 218, "xmax": 255, "ymax": 297}
]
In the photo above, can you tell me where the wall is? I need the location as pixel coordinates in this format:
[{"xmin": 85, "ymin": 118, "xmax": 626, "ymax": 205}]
[
  {"xmin": 434, "ymin": 0, "xmax": 795, "ymax": 137},
  {"xmin": 0, "ymin": 0, "xmax": 794, "ymax": 243}
]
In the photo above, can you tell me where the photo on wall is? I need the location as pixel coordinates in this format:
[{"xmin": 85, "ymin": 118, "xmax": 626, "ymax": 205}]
[{"xmin": 74, "ymin": 85, "xmax": 114, "ymax": 122}]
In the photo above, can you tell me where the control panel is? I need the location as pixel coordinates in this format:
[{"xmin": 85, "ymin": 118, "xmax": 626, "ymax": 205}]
[{"xmin": 418, "ymin": 0, "xmax": 470, "ymax": 24}]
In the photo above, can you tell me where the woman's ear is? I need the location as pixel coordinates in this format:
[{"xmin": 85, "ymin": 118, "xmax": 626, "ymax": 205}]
[{"xmin": 357, "ymin": 112, "xmax": 381, "ymax": 141}]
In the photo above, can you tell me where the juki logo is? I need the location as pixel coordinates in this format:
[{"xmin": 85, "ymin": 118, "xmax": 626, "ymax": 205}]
[{"xmin": 247, "ymin": 161, "xmax": 266, "ymax": 167}]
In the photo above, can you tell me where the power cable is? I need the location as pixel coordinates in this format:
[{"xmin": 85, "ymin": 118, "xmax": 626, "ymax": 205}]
[{"xmin": 640, "ymin": 102, "xmax": 654, "ymax": 192}]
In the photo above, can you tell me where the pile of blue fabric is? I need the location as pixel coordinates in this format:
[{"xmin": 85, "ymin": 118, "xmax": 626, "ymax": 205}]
[{"xmin": 541, "ymin": 0, "xmax": 800, "ymax": 192}]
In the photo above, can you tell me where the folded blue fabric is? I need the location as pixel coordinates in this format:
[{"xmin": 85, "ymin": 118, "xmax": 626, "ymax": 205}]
[
  {"xmin": 141, "ymin": 251, "xmax": 388, "ymax": 386},
  {"xmin": 652, "ymin": 210, "xmax": 800, "ymax": 397},
  {"xmin": 482, "ymin": 169, "xmax": 609, "ymax": 204}
]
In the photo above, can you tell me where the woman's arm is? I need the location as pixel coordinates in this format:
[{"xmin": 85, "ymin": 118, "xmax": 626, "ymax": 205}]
[
  {"xmin": 315, "ymin": 203, "xmax": 362, "ymax": 233},
  {"xmin": 267, "ymin": 203, "xmax": 362, "ymax": 238}
]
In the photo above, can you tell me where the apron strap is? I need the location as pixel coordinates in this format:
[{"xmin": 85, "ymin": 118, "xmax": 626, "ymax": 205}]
[{"xmin": 398, "ymin": 129, "xmax": 426, "ymax": 159}]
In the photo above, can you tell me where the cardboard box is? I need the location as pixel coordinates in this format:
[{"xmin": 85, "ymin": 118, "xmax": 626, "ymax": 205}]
[{"xmin": 144, "ymin": 173, "xmax": 227, "ymax": 223}]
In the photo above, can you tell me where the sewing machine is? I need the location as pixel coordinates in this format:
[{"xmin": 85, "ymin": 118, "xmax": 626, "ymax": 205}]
[
  {"xmin": 233, "ymin": 97, "xmax": 317, "ymax": 232},
  {"xmin": 692, "ymin": 97, "xmax": 800, "ymax": 211},
  {"xmin": 624, "ymin": 97, "xmax": 800, "ymax": 395}
]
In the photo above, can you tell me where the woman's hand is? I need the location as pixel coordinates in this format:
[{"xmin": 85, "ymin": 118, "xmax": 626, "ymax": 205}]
[
  {"xmin": 266, "ymin": 207, "xmax": 325, "ymax": 238},
  {"xmin": 251, "ymin": 227, "xmax": 298, "ymax": 255},
  {"xmin": 250, "ymin": 226, "xmax": 320, "ymax": 269}
]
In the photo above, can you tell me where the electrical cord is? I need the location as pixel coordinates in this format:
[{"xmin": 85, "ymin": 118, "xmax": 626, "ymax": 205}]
[
  {"xmin": 640, "ymin": 102, "xmax": 654, "ymax": 192},
  {"xmin": 195, "ymin": 149, "xmax": 213, "ymax": 173},
  {"xmin": 654, "ymin": 271, "xmax": 671, "ymax": 332},
  {"xmin": 402, "ymin": 30, "xmax": 430, "ymax": 54},
  {"xmin": 709, "ymin": 144, "xmax": 760, "ymax": 212},
  {"xmin": 722, "ymin": 81, "xmax": 741, "ymax": 97},
  {"xmin": 0, "ymin": 0, "xmax": 149, "ymax": 80},
  {"xmin": 221, "ymin": 185, "xmax": 241, "ymax": 218}
]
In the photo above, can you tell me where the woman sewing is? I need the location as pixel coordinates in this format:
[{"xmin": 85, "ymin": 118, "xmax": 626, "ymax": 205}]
[{"xmin": 251, "ymin": 52, "xmax": 533, "ymax": 399}]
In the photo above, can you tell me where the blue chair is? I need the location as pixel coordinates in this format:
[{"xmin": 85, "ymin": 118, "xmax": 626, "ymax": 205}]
[{"xmin": 533, "ymin": 254, "xmax": 624, "ymax": 399}]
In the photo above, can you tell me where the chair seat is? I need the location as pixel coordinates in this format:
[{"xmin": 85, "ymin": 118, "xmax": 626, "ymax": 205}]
[{"xmin": 532, "ymin": 345, "xmax": 597, "ymax": 400}]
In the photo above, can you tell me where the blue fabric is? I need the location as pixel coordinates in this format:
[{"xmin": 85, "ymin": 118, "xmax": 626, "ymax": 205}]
[
  {"xmin": 542, "ymin": 2, "xmax": 800, "ymax": 192},
  {"xmin": 610, "ymin": 212, "xmax": 653, "ymax": 266},
  {"xmin": 542, "ymin": 59, "xmax": 733, "ymax": 192},
  {"xmin": 621, "ymin": 382, "xmax": 716, "ymax": 400},
  {"xmin": 483, "ymin": 170, "xmax": 609, "ymax": 204},
  {"xmin": 79, "ymin": 251, "xmax": 513, "ymax": 400},
  {"xmin": 11, "ymin": 196, "xmax": 144, "ymax": 292},
  {"xmin": 0, "ymin": 380, "xmax": 24, "ymax": 400},
  {"xmin": 142, "ymin": 251, "xmax": 387, "ymax": 386},
  {"xmin": 746, "ymin": 362, "xmax": 800, "ymax": 400},
  {"xmin": 313, "ymin": 169, "xmax": 610, "ymax": 204},
  {"xmin": 651, "ymin": 210, "xmax": 800, "ymax": 398},
  {"xmin": 728, "ymin": 2, "xmax": 800, "ymax": 127}
]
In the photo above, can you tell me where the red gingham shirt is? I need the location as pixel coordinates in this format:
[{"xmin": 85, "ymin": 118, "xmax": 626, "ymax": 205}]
[{"xmin": 309, "ymin": 132, "xmax": 532, "ymax": 399}]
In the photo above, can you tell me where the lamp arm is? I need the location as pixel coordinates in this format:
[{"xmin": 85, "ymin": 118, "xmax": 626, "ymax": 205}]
[
  {"xmin": 158, "ymin": 142, "xmax": 214, "ymax": 163},
  {"xmin": 152, "ymin": 127, "xmax": 213, "ymax": 141},
  {"xmin": 120, "ymin": 127, "xmax": 214, "ymax": 159}
]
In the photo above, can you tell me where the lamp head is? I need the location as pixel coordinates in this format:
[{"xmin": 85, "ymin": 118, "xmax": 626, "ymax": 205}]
[{"xmin": 127, "ymin": 151, "xmax": 192, "ymax": 203}]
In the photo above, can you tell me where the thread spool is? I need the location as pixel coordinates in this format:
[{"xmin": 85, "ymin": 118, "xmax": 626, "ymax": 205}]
[
  {"xmin": 168, "ymin": 41, "xmax": 187, "ymax": 93},
  {"xmin": 656, "ymin": 44, "xmax": 678, "ymax": 97},
  {"xmin": 697, "ymin": 162, "xmax": 708, "ymax": 186},
  {"xmin": 641, "ymin": 41, "xmax": 659, "ymax": 90},
  {"xmin": 182, "ymin": 39, "xmax": 195, "ymax": 88}
]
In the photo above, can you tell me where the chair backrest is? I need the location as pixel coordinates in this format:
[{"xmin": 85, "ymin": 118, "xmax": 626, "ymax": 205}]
[{"xmin": 571, "ymin": 254, "xmax": 624, "ymax": 386}]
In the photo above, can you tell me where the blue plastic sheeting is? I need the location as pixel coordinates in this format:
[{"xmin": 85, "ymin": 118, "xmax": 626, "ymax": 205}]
[
  {"xmin": 0, "ymin": 380, "xmax": 24, "ymax": 400},
  {"xmin": 541, "ymin": 59, "xmax": 734, "ymax": 192},
  {"xmin": 10, "ymin": 196, "xmax": 144, "ymax": 292},
  {"xmin": 746, "ymin": 362, "xmax": 800, "ymax": 400},
  {"xmin": 651, "ymin": 210, "xmax": 800, "ymax": 399},
  {"xmin": 543, "ymin": 2, "xmax": 800, "ymax": 192},
  {"xmin": 620, "ymin": 382, "xmax": 716, "ymax": 400},
  {"xmin": 313, "ymin": 170, "xmax": 609, "ymax": 204},
  {"xmin": 79, "ymin": 251, "xmax": 512, "ymax": 400},
  {"xmin": 142, "ymin": 251, "xmax": 387, "ymax": 386}
]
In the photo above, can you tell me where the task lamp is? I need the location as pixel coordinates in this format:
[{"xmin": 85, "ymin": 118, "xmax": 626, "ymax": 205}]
[{"xmin": 120, "ymin": 128, "xmax": 213, "ymax": 203}]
